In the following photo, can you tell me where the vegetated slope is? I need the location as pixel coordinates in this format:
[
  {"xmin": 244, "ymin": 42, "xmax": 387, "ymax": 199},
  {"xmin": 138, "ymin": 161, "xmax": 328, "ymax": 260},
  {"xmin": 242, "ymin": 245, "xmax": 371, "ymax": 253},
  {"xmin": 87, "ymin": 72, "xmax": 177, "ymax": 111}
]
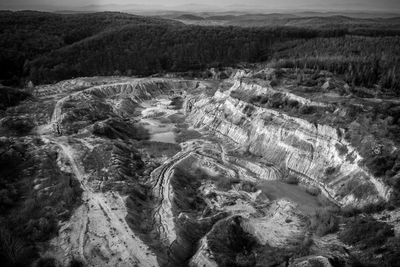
[
  {"xmin": 179, "ymin": 13, "xmax": 400, "ymax": 32},
  {"xmin": 24, "ymin": 24, "xmax": 323, "ymax": 84},
  {"xmin": 270, "ymin": 35, "xmax": 400, "ymax": 94},
  {"xmin": 1, "ymin": 10, "xmax": 391, "ymax": 87},
  {"xmin": 2, "ymin": 11, "xmax": 400, "ymax": 95},
  {"xmin": 0, "ymin": 10, "xmax": 178, "ymax": 85},
  {"xmin": 175, "ymin": 14, "xmax": 205, "ymax": 20}
]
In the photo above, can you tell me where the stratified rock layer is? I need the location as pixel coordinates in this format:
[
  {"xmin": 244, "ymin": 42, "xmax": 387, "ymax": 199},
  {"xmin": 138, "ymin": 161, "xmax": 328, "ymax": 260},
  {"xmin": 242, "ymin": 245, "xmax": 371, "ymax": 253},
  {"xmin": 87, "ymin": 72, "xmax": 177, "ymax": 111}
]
[{"xmin": 186, "ymin": 79, "xmax": 391, "ymax": 207}]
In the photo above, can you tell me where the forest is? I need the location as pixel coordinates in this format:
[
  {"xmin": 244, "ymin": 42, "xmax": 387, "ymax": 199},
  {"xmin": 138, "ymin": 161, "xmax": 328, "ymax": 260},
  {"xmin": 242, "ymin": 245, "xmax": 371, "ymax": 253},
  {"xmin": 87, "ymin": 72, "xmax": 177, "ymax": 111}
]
[{"xmin": 0, "ymin": 11, "xmax": 399, "ymax": 95}]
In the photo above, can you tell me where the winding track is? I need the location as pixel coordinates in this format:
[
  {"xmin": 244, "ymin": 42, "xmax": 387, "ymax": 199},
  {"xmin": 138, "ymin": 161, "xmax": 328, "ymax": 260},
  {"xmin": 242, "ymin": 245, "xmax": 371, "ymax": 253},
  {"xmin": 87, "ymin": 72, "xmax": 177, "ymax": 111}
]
[
  {"xmin": 39, "ymin": 85, "xmax": 160, "ymax": 267},
  {"xmin": 149, "ymin": 142, "xmax": 203, "ymax": 245}
]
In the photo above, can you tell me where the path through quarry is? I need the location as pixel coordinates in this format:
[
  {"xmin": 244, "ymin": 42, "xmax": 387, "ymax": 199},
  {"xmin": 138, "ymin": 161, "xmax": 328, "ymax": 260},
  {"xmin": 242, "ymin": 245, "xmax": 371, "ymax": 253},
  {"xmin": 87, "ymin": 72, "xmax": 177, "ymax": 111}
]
[
  {"xmin": 40, "ymin": 90, "xmax": 159, "ymax": 266},
  {"xmin": 33, "ymin": 75, "xmax": 393, "ymax": 267}
]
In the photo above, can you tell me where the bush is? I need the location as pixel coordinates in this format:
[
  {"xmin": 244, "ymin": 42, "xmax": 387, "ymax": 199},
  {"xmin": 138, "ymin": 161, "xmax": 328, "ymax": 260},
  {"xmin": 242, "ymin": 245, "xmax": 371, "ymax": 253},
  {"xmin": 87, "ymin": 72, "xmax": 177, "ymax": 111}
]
[
  {"xmin": 0, "ymin": 87, "xmax": 31, "ymax": 110},
  {"xmin": 170, "ymin": 96, "xmax": 183, "ymax": 110},
  {"xmin": 1, "ymin": 117, "xmax": 35, "ymax": 135},
  {"xmin": 267, "ymin": 93, "xmax": 285, "ymax": 109},
  {"xmin": 309, "ymin": 208, "xmax": 339, "ymax": 236},
  {"xmin": 240, "ymin": 181, "xmax": 257, "ymax": 192},
  {"xmin": 0, "ymin": 227, "xmax": 38, "ymax": 267},
  {"xmin": 171, "ymin": 168, "xmax": 207, "ymax": 213},
  {"xmin": 208, "ymin": 216, "xmax": 257, "ymax": 267},
  {"xmin": 68, "ymin": 258, "xmax": 84, "ymax": 267},
  {"xmin": 325, "ymin": 166, "xmax": 336, "ymax": 176},
  {"xmin": 299, "ymin": 105, "xmax": 316, "ymax": 114},
  {"xmin": 283, "ymin": 175, "xmax": 299, "ymax": 185},
  {"xmin": 335, "ymin": 143, "xmax": 348, "ymax": 156},
  {"xmin": 34, "ymin": 257, "xmax": 59, "ymax": 267},
  {"xmin": 365, "ymin": 154, "xmax": 396, "ymax": 177},
  {"xmin": 339, "ymin": 216, "xmax": 394, "ymax": 248},
  {"xmin": 213, "ymin": 176, "xmax": 241, "ymax": 191},
  {"xmin": 305, "ymin": 186, "xmax": 321, "ymax": 196}
]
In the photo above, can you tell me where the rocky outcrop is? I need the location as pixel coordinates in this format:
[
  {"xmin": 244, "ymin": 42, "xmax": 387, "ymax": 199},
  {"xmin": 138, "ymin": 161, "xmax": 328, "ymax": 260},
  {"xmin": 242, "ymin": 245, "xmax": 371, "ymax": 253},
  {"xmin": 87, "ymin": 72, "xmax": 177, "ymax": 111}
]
[{"xmin": 186, "ymin": 79, "xmax": 391, "ymax": 207}]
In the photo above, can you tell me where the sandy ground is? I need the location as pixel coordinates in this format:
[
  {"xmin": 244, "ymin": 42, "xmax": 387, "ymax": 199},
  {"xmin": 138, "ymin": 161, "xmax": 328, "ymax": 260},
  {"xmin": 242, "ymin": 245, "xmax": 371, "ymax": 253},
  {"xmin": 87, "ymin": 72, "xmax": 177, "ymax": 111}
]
[{"xmin": 43, "ymin": 137, "xmax": 159, "ymax": 267}]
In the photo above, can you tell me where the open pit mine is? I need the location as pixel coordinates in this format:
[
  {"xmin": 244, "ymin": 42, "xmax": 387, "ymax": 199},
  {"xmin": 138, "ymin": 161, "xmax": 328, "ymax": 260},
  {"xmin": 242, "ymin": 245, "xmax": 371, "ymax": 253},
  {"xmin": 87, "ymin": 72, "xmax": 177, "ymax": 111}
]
[{"xmin": 1, "ymin": 68, "xmax": 399, "ymax": 267}]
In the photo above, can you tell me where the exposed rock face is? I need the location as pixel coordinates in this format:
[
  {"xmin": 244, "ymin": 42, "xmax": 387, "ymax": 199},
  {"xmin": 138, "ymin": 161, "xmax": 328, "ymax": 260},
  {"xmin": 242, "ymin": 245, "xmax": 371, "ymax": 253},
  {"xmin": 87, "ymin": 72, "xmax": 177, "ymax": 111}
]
[
  {"xmin": 186, "ymin": 79, "xmax": 391, "ymax": 207},
  {"xmin": 242, "ymin": 199, "xmax": 307, "ymax": 248},
  {"xmin": 5, "ymin": 73, "xmax": 398, "ymax": 267}
]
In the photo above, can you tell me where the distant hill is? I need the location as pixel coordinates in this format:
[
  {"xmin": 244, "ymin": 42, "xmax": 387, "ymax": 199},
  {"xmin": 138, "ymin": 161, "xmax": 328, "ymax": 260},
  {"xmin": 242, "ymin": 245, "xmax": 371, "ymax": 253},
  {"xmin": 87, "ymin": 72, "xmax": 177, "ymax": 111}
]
[
  {"xmin": 0, "ymin": 11, "xmax": 180, "ymax": 85},
  {"xmin": 173, "ymin": 12, "xmax": 400, "ymax": 29},
  {"xmin": 1, "ymin": 10, "xmax": 399, "ymax": 90},
  {"xmin": 175, "ymin": 14, "xmax": 204, "ymax": 20},
  {"xmin": 206, "ymin": 15, "xmax": 237, "ymax": 20}
]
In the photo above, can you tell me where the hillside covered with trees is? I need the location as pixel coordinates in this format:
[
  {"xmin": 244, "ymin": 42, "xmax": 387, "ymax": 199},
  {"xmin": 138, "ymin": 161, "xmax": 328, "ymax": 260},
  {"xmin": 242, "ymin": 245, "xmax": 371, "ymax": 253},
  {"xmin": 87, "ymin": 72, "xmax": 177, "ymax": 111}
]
[{"xmin": 1, "ymin": 11, "xmax": 400, "ymax": 95}]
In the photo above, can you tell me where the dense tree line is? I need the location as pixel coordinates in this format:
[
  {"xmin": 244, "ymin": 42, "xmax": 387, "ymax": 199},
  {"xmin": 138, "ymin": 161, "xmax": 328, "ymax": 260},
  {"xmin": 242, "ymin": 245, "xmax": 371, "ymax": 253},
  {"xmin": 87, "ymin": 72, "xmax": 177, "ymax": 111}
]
[
  {"xmin": 1, "ymin": 11, "xmax": 400, "ymax": 94},
  {"xmin": 0, "ymin": 11, "xmax": 174, "ymax": 85},
  {"xmin": 25, "ymin": 24, "xmax": 323, "ymax": 84},
  {"xmin": 272, "ymin": 36, "xmax": 400, "ymax": 94}
]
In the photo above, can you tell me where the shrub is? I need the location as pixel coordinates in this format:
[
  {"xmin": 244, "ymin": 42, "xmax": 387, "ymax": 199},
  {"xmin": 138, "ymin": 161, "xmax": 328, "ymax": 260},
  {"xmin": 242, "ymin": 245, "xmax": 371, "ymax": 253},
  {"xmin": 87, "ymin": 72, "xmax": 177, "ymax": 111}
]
[
  {"xmin": 1, "ymin": 117, "xmax": 35, "ymax": 135},
  {"xmin": 270, "ymin": 78, "xmax": 279, "ymax": 87},
  {"xmin": 283, "ymin": 175, "xmax": 299, "ymax": 185},
  {"xmin": 365, "ymin": 154, "xmax": 396, "ymax": 177},
  {"xmin": 0, "ymin": 227, "xmax": 38, "ymax": 267},
  {"xmin": 335, "ymin": 143, "xmax": 348, "ymax": 156},
  {"xmin": 34, "ymin": 257, "xmax": 59, "ymax": 267},
  {"xmin": 268, "ymin": 93, "xmax": 285, "ymax": 109},
  {"xmin": 213, "ymin": 176, "xmax": 241, "ymax": 191},
  {"xmin": 171, "ymin": 168, "xmax": 207, "ymax": 213},
  {"xmin": 287, "ymin": 99, "xmax": 300, "ymax": 109},
  {"xmin": 240, "ymin": 181, "xmax": 257, "ymax": 192},
  {"xmin": 309, "ymin": 208, "xmax": 339, "ymax": 236},
  {"xmin": 299, "ymin": 105, "xmax": 316, "ymax": 114},
  {"xmin": 305, "ymin": 186, "xmax": 321, "ymax": 196},
  {"xmin": 0, "ymin": 87, "xmax": 31, "ymax": 110},
  {"xmin": 208, "ymin": 216, "xmax": 257, "ymax": 267},
  {"xmin": 243, "ymin": 104, "xmax": 255, "ymax": 117},
  {"xmin": 68, "ymin": 258, "xmax": 84, "ymax": 267},
  {"xmin": 325, "ymin": 166, "xmax": 336, "ymax": 176},
  {"xmin": 339, "ymin": 216, "xmax": 394, "ymax": 248}
]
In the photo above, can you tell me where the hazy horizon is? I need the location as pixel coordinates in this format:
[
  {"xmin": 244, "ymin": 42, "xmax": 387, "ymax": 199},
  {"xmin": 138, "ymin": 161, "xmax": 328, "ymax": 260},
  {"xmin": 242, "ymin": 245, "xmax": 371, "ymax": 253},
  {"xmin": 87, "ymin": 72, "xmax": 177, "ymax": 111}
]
[{"xmin": 1, "ymin": 0, "xmax": 400, "ymax": 13}]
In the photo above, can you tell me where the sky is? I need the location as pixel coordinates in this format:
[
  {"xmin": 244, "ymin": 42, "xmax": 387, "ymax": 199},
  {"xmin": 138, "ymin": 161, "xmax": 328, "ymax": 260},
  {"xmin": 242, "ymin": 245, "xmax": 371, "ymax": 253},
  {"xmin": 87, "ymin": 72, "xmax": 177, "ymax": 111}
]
[{"xmin": 1, "ymin": 0, "xmax": 400, "ymax": 12}]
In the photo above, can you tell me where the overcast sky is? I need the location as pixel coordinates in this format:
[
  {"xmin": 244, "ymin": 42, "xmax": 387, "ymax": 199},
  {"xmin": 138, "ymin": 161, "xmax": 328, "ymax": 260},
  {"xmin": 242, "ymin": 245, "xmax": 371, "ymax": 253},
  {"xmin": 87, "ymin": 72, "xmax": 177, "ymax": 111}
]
[{"xmin": 1, "ymin": 0, "xmax": 400, "ymax": 12}]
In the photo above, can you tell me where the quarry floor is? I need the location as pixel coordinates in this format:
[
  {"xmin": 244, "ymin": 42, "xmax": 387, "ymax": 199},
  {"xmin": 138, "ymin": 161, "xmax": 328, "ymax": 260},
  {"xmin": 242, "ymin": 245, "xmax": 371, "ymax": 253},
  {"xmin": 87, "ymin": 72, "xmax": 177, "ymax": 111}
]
[{"xmin": 35, "ymin": 78, "xmax": 332, "ymax": 267}]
